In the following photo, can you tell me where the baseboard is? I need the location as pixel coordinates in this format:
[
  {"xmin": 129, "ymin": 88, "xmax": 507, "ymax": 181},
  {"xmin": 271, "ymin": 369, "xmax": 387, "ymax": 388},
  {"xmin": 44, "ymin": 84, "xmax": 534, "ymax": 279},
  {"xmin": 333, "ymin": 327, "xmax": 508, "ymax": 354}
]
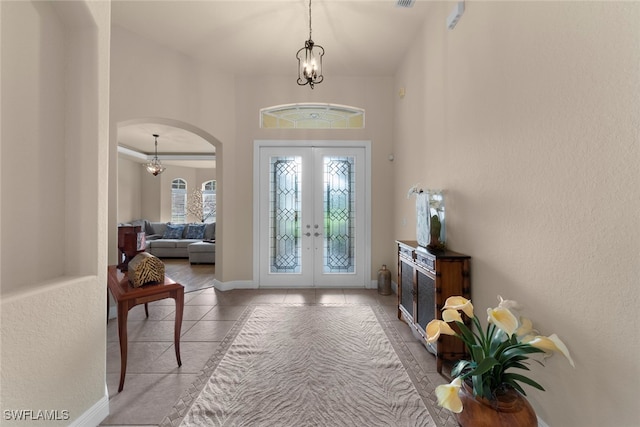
[
  {"xmin": 538, "ymin": 416, "xmax": 550, "ymax": 427},
  {"xmin": 213, "ymin": 278, "xmax": 256, "ymax": 291},
  {"xmin": 69, "ymin": 385, "xmax": 109, "ymax": 427},
  {"xmin": 214, "ymin": 279, "xmax": 397, "ymax": 292}
]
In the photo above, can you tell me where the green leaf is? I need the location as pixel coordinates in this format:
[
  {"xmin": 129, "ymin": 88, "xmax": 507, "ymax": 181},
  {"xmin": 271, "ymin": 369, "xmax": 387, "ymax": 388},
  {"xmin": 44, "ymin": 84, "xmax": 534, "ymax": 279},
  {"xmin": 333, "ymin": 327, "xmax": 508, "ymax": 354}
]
[
  {"xmin": 469, "ymin": 357, "xmax": 499, "ymax": 376},
  {"xmin": 503, "ymin": 372, "xmax": 546, "ymax": 392},
  {"xmin": 470, "ymin": 344, "xmax": 485, "ymax": 363},
  {"xmin": 452, "ymin": 360, "xmax": 472, "ymax": 377},
  {"xmin": 505, "ymin": 379, "xmax": 527, "ymax": 395},
  {"xmin": 472, "ymin": 375, "xmax": 485, "ymax": 398},
  {"xmin": 506, "ymin": 361, "xmax": 530, "ymax": 371},
  {"xmin": 455, "ymin": 321, "xmax": 478, "ymax": 348},
  {"xmin": 500, "ymin": 344, "xmax": 544, "ymax": 362}
]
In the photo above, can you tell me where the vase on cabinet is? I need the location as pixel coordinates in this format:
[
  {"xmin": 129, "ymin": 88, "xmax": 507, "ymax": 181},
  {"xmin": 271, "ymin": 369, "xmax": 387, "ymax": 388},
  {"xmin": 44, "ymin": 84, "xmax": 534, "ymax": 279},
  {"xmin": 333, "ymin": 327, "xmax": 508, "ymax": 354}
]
[
  {"xmin": 415, "ymin": 192, "xmax": 430, "ymax": 247},
  {"xmin": 415, "ymin": 190, "xmax": 446, "ymax": 251},
  {"xmin": 455, "ymin": 381, "xmax": 537, "ymax": 427}
]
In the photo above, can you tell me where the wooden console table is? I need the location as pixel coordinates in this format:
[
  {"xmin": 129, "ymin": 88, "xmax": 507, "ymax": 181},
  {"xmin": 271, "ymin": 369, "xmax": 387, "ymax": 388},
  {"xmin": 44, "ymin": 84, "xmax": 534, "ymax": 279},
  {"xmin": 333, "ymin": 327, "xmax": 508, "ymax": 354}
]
[
  {"xmin": 107, "ymin": 265, "xmax": 184, "ymax": 392},
  {"xmin": 396, "ymin": 240, "xmax": 471, "ymax": 373}
]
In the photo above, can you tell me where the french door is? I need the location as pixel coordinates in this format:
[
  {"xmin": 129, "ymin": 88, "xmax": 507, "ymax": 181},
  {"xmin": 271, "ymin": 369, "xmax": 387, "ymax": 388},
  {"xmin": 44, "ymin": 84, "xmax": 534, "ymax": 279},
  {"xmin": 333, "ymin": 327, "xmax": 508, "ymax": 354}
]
[{"xmin": 258, "ymin": 145, "xmax": 367, "ymax": 287}]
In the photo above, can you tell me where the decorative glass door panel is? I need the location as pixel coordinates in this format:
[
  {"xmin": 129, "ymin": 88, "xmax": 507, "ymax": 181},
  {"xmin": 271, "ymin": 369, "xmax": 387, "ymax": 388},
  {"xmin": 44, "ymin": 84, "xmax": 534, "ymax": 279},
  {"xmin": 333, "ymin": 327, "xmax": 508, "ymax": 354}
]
[
  {"xmin": 259, "ymin": 146, "xmax": 365, "ymax": 287},
  {"xmin": 270, "ymin": 157, "xmax": 301, "ymax": 273},
  {"xmin": 322, "ymin": 156, "xmax": 354, "ymax": 273}
]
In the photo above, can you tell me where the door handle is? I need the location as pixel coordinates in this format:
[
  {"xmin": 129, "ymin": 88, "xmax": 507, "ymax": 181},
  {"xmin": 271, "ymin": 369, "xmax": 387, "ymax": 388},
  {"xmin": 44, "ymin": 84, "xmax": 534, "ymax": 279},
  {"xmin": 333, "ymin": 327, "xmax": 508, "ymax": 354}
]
[
  {"xmin": 314, "ymin": 232, "xmax": 321, "ymax": 237},
  {"xmin": 304, "ymin": 232, "xmax": 311, "ymax": 237}
]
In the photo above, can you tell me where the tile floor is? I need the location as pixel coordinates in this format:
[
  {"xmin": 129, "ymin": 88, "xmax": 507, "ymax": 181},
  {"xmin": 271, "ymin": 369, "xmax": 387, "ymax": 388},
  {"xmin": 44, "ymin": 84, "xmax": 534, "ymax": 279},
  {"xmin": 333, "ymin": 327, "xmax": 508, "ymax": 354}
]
[{"xmin": 101, "ymin": 287, "xmax": 451, "ymax": 426}]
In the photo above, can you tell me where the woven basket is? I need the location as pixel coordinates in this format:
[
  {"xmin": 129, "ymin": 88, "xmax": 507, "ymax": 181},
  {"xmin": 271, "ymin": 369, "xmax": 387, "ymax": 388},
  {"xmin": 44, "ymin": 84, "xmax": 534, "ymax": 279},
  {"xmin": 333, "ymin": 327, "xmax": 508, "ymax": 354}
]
[{"xmin": 128, "ymin": 252, "xmax": 165, "ymax": 287}]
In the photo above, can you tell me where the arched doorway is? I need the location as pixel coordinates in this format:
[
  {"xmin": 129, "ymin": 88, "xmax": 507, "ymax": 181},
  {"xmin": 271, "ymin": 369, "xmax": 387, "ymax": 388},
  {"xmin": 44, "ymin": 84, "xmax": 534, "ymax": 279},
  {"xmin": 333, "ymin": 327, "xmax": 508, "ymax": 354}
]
[{"xmin": 113, "ymin": 118, "xmax": 223, "ymax": 288}]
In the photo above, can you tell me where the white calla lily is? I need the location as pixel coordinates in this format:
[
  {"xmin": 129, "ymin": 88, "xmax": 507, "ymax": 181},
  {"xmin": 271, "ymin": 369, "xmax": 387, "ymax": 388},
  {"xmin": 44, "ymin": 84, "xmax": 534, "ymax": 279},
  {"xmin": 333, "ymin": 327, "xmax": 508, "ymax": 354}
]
[
  {"xmin": 435, "ymin": 377, "xmax": 463, "ymax": 413},
  {"xmin": 442, "ymin": 309, "xmax": 463, "ymax": 323},
  {"xmin": 443, "ymin": 296, "xmax": 474, "ymax": 318},
  {"xmin": 528, "ymin": 334, "xmax": 575, "ymax": 368},
  {"xmin": 516, "ymin": 317, "xmax": 536, "ymax": 340},
  {"xmin": 487, "ymin": 306, "xmax": 518, "ymax": 336},
  {"xmin": 425, "ymin": 319, "xmax": 456, "ymax": 343}
]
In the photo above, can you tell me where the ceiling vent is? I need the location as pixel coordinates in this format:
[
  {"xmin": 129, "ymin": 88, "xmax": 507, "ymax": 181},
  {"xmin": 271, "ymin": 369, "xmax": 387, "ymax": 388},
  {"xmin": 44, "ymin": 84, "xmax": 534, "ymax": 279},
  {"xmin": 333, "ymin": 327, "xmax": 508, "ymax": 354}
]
[{"xmin": 396, "ymin": 0, "xmax": 415, "ymax": 8}]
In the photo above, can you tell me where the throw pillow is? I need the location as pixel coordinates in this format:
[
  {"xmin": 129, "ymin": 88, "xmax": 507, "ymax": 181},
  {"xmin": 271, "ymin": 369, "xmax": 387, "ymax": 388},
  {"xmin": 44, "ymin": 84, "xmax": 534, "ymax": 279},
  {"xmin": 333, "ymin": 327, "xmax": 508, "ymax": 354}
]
[
  {"xmin": 185, "ymin": 223, "xmax": 206, "ymax": 239},
  {"xmin": 162, "ymin": 224, "xmax": 185, "ymax": 239}
]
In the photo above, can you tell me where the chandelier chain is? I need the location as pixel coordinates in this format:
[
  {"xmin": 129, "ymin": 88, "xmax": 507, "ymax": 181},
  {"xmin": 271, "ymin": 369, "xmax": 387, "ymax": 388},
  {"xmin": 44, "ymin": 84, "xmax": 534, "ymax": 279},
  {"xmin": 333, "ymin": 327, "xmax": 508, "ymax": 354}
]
[{"xmin": 308, "ymin": 0, "xmax": 312, "ymax": 40}]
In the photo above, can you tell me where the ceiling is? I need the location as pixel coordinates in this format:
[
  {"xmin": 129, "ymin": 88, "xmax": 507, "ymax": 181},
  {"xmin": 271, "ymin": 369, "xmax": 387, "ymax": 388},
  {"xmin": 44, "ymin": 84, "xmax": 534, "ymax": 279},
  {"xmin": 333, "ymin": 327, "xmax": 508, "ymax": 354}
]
[
  {"xmin": 113, "ymin": 0, "xmax": 433, "ymax": 167},
  {"xmin": 117, "ymin": 123, "xmax": 216, "ymax": 169}
]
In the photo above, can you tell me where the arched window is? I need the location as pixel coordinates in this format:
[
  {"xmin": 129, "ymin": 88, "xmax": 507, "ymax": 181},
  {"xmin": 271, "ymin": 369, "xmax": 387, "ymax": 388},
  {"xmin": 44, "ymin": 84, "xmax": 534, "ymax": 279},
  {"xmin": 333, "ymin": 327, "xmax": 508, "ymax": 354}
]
[
  {"xmin": 260, "ymin": 103, "xmax": 365, "ymax": 129},
  {"xmin": 171, "ymin": 178, "xmax": 187, "ymax": 223},
  {"xmin": 202, "ymin": 180, "xmax": 216, "ymax": 224}
]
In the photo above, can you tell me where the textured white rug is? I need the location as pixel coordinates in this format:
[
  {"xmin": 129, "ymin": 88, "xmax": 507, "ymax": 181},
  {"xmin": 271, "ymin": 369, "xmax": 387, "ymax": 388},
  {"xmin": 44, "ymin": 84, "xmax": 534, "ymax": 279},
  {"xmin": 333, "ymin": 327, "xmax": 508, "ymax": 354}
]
[{"xmin": 162, "ymin": 305, "xmax": 437, "ymax": 427}]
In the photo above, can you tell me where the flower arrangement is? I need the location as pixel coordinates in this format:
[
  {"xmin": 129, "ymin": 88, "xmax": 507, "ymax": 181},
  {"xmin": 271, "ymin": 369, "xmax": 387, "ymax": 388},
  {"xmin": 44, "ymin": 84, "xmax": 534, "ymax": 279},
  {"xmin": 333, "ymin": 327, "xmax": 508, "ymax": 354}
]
[{"xmin": 427, "ymin": 296, "xmax": 574, "ymax": 414}]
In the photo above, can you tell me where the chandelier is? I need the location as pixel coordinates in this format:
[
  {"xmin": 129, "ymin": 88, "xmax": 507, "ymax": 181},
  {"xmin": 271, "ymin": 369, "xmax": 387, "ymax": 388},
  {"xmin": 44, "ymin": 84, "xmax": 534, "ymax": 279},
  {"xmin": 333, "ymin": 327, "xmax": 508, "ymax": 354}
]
[
  {"xmin": 296, "ymin": 0, "xmax": 324, "ymax": 89},
  {"xmin": 145, "ymin": 134, "xmax": 166, "ymax": 176}
]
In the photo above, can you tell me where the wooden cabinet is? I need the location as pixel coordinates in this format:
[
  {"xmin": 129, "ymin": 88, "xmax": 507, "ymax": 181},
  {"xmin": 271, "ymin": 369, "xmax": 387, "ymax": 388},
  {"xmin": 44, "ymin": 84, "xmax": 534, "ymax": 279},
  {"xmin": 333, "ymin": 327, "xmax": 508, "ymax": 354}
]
[
  {"xmin": 396, "ymin": 240, "xmax": 471, "ymax": 373},
  {"xmin": 117, "ymin": 225, "xmax": 146, "ymax": 271}
]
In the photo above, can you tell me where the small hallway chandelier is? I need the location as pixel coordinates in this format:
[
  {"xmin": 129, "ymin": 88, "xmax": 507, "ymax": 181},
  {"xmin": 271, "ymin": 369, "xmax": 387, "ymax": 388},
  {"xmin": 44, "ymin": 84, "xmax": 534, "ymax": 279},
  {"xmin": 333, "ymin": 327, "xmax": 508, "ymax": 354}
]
[
  {"xmin": 296, "ymin": 0, "xmax": 324, "ymax": 89},
  {"xmin": 145, "ymin": 134, "xmax": 166, "ymax": 176}
]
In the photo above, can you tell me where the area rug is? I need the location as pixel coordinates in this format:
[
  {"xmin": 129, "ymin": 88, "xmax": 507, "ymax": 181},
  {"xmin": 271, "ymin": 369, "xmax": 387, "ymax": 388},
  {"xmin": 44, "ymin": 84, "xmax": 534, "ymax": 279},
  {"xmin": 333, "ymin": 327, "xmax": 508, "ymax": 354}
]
[{"xmin": 161, "ymin": 305, "xmax": 439, "ymax": 427}]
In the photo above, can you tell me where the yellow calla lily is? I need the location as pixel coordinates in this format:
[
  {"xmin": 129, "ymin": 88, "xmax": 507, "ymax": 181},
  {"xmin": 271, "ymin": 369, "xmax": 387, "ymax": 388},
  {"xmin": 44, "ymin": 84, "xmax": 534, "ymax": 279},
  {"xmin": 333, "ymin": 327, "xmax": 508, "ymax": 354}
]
[
  {"xmin": 425, "ymin": 319, "xmax": 456, "ymax": 343},
  {"xmin": 487, "ymin": 306, "xmax": 518, "ymax": 336},
  {"xmin": 442, "ymin": 308, "xmax": 463, "ymax": 323},
  {"xmin": 443, "ymin": 296, "xmax": 474, "ymax": 318},
  {"xmin": 516, "ymin": 317, "xmax": 536, "ymax": 340},
  {"xmin": 528, "ymin": 334, "xmax": 575, "ymax": 368},
  {"xmin": 435, "ymin": 377, "xmax": 463, "ymax": 413}
]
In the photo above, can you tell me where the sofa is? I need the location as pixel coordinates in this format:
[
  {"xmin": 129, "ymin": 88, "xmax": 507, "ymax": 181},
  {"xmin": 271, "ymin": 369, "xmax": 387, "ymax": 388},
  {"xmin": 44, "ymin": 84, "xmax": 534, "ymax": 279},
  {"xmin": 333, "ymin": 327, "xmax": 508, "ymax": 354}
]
[{"xmin": 122, "ymin": 219, "xmax": 215, "ymax": 264}]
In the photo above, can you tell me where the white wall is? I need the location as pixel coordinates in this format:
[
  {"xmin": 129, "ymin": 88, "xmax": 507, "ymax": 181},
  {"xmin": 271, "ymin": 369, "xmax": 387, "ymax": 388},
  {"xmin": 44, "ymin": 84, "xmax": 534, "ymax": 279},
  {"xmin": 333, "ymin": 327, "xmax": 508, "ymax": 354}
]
[
  {"xmin": 1, "ymin": 1, "xmax": 111, "ymax": 426},
  {"xmin": 393, "ymin": 2, "xmax": 640, "ymax": 426},
  {"xmin": 117, "ymin": 156, "xmax": 143, "ymax": 222}
]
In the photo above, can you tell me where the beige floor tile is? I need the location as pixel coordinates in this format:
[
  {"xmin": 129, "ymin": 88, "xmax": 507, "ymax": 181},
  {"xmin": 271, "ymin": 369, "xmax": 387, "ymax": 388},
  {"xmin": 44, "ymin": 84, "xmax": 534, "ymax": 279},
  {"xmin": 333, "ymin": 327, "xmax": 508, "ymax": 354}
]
[
  {"xmin": 201, "ymin": 305, "xmax": 249, "ymax": 321},
  {"xmin": 344, "ymin": 289, "xmax": 381, "ymax": 304},
  {"xmin": 391, "ymin": 319, "xmax": 418, "ymax": 342},
  {"xmin": 180, "ymin": 320, "xmax": 235, "ymax": 341},
  {"xmin": 126, "ymin": 320, "xmax": 198, "ymax": 342},
  {"xmin": 380, "ymin": 303, "xmax": 400, "ymax": 320},
  {"xmin": 315, "ymin": 290, "xmax": 346, "ymax": 304},
  {"xmin": 376, "ymin": 292, "xmax": 398, "ymax": 306},
  {"xmin": 252, "ymin": 289, "xmax": 288, "ymax": 303},
  {"xmin": 106, "ymin": 341, "xmax": 173, "ymax": 374},
  {"xmin": 185, "ymin": 292, "xmax": 219, "ymax": 306},
  {"xmin": 103, "ymin": 373, "xmax": 198, "ymax": 425},
  {"xmin": 214, "ymin": 289, "xmax": 258, "ymax": 306},
  {"xmin": 283, "ymin": 290, "xmax": 316, "ymax": 304},
  {"xmin": 152, "ymin": 341, "xmax": 221, "ymax": 374},
  {"xmin": 164, "ymin": 304, "xmax": 213, "ymax": 321}
]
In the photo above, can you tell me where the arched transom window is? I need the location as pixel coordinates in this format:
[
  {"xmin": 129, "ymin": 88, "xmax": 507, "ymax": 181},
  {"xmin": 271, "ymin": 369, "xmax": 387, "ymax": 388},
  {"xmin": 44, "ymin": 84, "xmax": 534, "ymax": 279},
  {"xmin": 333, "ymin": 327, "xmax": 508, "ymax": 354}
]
[{"xmin": 260, "ymin": 103, "xmax": 365, "ymax": 129}]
